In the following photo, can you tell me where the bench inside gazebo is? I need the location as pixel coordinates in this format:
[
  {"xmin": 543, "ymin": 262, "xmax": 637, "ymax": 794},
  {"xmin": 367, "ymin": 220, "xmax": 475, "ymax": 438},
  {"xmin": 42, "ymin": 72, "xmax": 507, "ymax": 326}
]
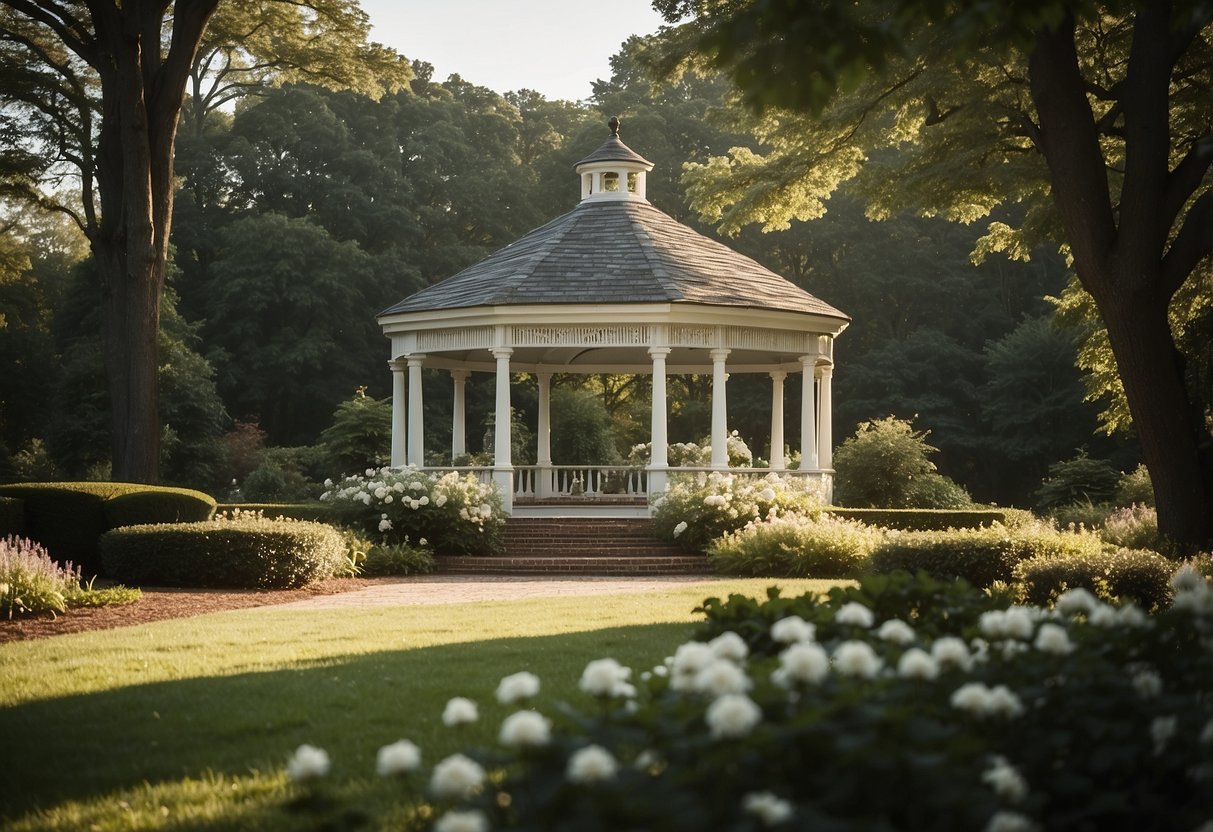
[{"xmin": 377, "ymin": 119, "xmax": 850, "ymax": 521}]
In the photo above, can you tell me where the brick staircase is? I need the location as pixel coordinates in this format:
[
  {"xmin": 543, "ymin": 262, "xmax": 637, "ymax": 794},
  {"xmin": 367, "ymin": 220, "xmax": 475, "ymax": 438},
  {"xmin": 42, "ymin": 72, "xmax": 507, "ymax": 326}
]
[{"xmin": 437, "ymin": 517, "xmax": 708, "ymax": 575}]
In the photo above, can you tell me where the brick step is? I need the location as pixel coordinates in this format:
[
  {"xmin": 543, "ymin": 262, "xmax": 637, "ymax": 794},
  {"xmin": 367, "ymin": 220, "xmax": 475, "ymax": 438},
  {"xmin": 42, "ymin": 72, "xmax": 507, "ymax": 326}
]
[
  {"xmin": 501, "ymin": 548, "xmax": 687, "ymax": 557},
  {"xmin": 437, "ymin": 555, "xmax": 709, "ymax": 575},
  {"xmin": 504, "ymin": 534, "xmax": 669, "ymax": 543}
]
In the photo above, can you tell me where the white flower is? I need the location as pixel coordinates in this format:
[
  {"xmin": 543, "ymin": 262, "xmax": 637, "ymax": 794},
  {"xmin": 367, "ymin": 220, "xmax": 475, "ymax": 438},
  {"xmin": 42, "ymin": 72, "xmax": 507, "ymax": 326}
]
[
  {"xmin": 1033, "ymin": 623, "xmax": 1074, "ymax": 655},
  {"xmin": 835, "ymin": 602, "xmax": 875, "ymax": 628},
  {"xmin": 566, "ymin": 744, "xmax": 617, "ymax": 783},
  {"xmin": 376, "ymin": 740, "xmax": 421, "ymax": 776},
  {"xmin": 442, "ymin": 697, "xmax": 479, "ymax": 726},
  {"xmin": 1115, "ymin": 604, "xmax": 1148, "ymax": 627},
  {"xmin": 982, "ymin": 756, "xmax": 1028, "ymax": 803},
  {"xmin": 876, "ymin": 618, "xmax": 916, "ymax": 645},
  {"xmin": 496, "ymin": 671, "xmax": 541, "ymax": 705},
  {"xmin": 1056, "ymin": 587, "xmax": 1100, "ymax": 616},
  {"xmin": 1202, "ymin": 718, "xmax": 1213, "ymax": 745},
  {"xmin": 378, "ymin": 518, "xmax": 393, "ymax": 532},
  {"xmin": 393, "ymin": 482, "xmax": 406, "ymax": 493},
  {"xmin": 429, "ymin": 754, "xmax": 486, "ymax": 800},
  {"xmin": 979, "ymin": 609, "xmax": 1036, "ymax": 641},
  {"xmin": 634, "ymin": 749, "xmax": 662, "ymax": 772},
  {"xmin": 579, "ymin": 658, "xmax": 633, "ymax": 697},
  {"xmin": 931, "ymin": 637, "xmax": 973, "ymax": 671},
  {"xmin": 1152, "ymin": 715, "xmax": 1178, "ymax": 755},
  {"xmin": 673, "ymin": 521, "xmax": 688, "ymax": 538},
  {"xmin": 435, "ymin": 494, "xmax": 448, "ymax": 507},
  {"xmin": 1132, "ymin": 669, "xmax": 1163, "ymax": 699},
  {"xmin": 670, "ymin": 641, "xmax": 716, "ymax": 689},
  {"xmin": 709, "ymin": 631, "xmax": 749, "ymax": 662},
  {"xmin": 1172, "ymin": 581, "xmax": 1213, "ymax": 615},
  {"xmin": 479, "ymin": 503, "xmax": 492, "ymax": 516},
  {"xmin": 434, "ymin": 810, "xmax": 489, "ymax": 832},
  {"xmin": 287, "ymin": 744, "xmax": 330, "ymax": 782},
  {"xmin": 419, "ymin": 537, "xmax": 428, "ymax": 546},
  {"xmin": 374, "ymin": 487, "xmax": 388, "ymax": 499},
  {"xmin": 897, "ymin": 648, "xmax": 939, "ymax": 680},
  {"xmin": 323, "ymin": 478, "xmax": 334, "ymax": 487},
  {"xmin": 743, "ymin": 791, "xmax": 794, "ymax": 826},
  {"xmin": 987, "ymin": 685, "xmax": 1026, "ymax": 718},
  {"xmin": 694, "ymin": 659, "xmax": 753, "ymax": 698},
  {"xmin": 758, "ymin": 487, "xmax": 777, "ymax": 502},
  {"xmin": 833, "ymin": 640, "xmax": 883, "ymax": 678},
  {"xmin": 984, "ymin": 810, "xmax": 1036, "ymax": 832},
  {"xmin": 706, "ymin": 693, "xmax": 762, "ymax": 739},
  {"xmin": 1086, "ymin": 605, "xmax": 1118, "ymax": 627},
  {"xmin": 772, "ymin": 642, "xmax": 830, "ymax": 687},
  {"xmin": 1172, "ymin": 563, "xmax": 1204, "ymax": 592},
  {"xmin": 952, "ymin": 683, "xmax": 1022, "ymax": 718},
  {"xmin": 365, "ymin": 468, "xmax": 376, "ymax": 476},
  {"xmin": 419, "ymin": 496, "xmax": 430, "ymax": 506},
  {"xmin": 770, "ymin": 616, "xmax": 815, "ymax": 644},
  {"xmin": 499, "ymin": 710, "xmax": 552, "ymax": 748}
]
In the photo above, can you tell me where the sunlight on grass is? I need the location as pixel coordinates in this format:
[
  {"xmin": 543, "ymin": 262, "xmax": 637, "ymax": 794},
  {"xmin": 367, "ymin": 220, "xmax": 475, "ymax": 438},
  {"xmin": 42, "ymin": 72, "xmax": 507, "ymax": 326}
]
[{"xmin": 0, "ymin": 578, "xmax": 842, "ymax": 830}]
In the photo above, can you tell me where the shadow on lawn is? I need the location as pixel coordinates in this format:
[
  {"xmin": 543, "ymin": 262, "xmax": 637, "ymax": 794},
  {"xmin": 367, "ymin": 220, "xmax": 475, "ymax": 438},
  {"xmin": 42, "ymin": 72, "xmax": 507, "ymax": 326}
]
[{"xmin": 0, "ymin": 622, "xmax": 691, "ymax": 827}]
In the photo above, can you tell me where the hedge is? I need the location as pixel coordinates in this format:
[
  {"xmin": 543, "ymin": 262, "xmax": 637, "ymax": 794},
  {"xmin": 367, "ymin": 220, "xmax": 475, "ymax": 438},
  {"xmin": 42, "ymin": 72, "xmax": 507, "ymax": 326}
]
[
  {"xmin": 1013, "ymin": 547, "xmax": 1175, "ymax": 610},
  {"xmin": 824, "ymin": 507, "xmax": 1013, "ymax": 531},
  {"xmin": 0, "ymin": 482, "xmax": 216, "ymax": 575},
  {"xmin": 214, "ymin": 502, "xmax": 336, "ymax": 523},
  {"xmin": 100, "ymin": 516, "xmax": 347, "ymax": 589},
  {"xmin": 0, "ymin": 496, "xmax": 23, "ymax": 536}
]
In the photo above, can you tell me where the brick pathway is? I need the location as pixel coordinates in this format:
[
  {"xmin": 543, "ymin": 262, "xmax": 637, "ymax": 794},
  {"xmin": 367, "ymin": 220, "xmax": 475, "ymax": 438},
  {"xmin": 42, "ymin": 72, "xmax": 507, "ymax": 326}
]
[{"xmin": 264, "ymin": 573, "xmax": 718, "ymax": 610}]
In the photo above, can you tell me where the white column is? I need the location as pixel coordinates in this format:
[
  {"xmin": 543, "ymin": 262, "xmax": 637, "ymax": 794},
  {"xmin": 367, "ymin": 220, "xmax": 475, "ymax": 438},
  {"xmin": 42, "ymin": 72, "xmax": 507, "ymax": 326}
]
[
  {"xmin": 389, "ymin": 359, "xmax": 407, "ymax": 468},
  {"xmin": 536, "ymin": 372, "xmax": 552, "ymax": 497},
  {"xmin": 407, "ymin": 354, "xmax": 426, "ymax": 467},
  {"xmin": 649, "ymin": 347, "xmax": 671, "ymax": 495},
  {"xmin": 769, "ymin": 370, "xmax": 786, "ymax": 471},
  {"xmin": 709, "ymin": 348, "xmax": 731, "ymax": 469},
  {"xmin": 817, "ymin": 362, "xmax": 834, "ymax": 470},
  {"xmin": 800, "ymin": 355, "xmax": 818, "ymax": 470},
  {"xmin": 451, "ymin": 370, "xmax": 469, "ymax": 460},
  {"xmin": 491, "ymin": 347, "xmax": 514, "ymax": 510}
]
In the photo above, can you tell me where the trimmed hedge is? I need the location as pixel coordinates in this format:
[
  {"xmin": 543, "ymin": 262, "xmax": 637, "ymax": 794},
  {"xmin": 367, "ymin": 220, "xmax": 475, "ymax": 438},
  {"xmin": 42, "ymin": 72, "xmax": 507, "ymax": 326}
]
[
  {"xmin": 1013, "ymin": 547, "xmax": 1175, "ymax": 610},
  {"xmin": 870, "ymin": 523, "xmax": 1105, "ymax": 588},
  {"xmin": 215, "ymin": 502, "xmax": 336, "ymax": 523},
  {"xmin": 824, "ymin": 507, "xmax": 1012, "ymax": 531},
  {"xmin": 100, "ymin": 516, "xmax": 347, "ymax": 589},
  {"xmin": 0, "ymin": 496, "xmax": 23, "ymax": 536},
  {"xmin": 0, "ymin": 482, "xmax": 215, "ymax": 576}
]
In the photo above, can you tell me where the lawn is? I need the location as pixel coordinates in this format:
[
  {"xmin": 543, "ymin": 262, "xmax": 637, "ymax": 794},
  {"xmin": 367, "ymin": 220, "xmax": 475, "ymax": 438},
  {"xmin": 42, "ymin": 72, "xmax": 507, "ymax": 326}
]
[{"xmin": 0, "ymin": 578, "xmax": 838, "ymax": 831}]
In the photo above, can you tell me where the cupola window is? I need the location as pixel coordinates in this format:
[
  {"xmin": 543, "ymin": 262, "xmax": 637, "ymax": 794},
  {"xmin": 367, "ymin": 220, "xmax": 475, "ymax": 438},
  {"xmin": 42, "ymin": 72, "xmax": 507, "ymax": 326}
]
[{"xmin": 602, "ymin": 172, "xmax": 620, "ymax": 192}]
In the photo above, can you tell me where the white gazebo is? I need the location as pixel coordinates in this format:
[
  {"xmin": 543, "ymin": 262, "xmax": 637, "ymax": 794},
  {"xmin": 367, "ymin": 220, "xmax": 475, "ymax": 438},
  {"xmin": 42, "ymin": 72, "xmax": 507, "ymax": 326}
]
[{"xmin": 378, "ymin": 119, "xmax": 849, "ymax": 516}]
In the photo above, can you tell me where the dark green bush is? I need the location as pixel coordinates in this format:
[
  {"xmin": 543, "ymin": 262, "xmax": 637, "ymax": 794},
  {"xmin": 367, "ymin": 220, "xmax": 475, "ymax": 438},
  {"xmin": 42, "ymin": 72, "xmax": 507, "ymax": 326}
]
[
  {"xmin": 833, "ymin": 417, "xmax": 971, "ymax": 508},
  {"xmin": 100, "ymin": 515, "xmax": 347, "ymax": 589},
  {"xmin": 362, "ymin": 543, "xmax": 435, "ymax": 576},
  {"xmin": 1013, "ymin": 547, "xmax": 1175, "ymax": 610},
  {"xmin": 825, "ymin": 507, "xmax": 1009, "ymax": 530},
  {"xmin": 1035, "ymin": 451, "xmax": 1119, "ymax": 510},
  {"xmin": 0, "ymin": 496, "xmax": 23, "ymax": 536},
  {"xmin": 870, "ymin": 522, "xmax": 1105, "ymax": 588},
  {"xmin": 103, "ymin": 487, "xmax": 216, "ymax": 528},
  {"xmin": 215, "ymin": 502, "xmax": 337, "ymax": 523}
]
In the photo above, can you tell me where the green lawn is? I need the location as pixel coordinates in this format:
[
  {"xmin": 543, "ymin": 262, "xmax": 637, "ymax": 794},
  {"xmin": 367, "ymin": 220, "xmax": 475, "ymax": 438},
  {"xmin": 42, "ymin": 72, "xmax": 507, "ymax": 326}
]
[{"xmin": 1, "ymin": 578, "xmax": 838, "ymax": 831}]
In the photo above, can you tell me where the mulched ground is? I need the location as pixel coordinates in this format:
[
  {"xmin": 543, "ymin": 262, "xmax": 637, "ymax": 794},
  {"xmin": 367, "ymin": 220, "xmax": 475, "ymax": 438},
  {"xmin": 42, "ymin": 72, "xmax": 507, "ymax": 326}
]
[{"xmin": 0, "ymin": 576, "xmax": 404, "ymax": 644}]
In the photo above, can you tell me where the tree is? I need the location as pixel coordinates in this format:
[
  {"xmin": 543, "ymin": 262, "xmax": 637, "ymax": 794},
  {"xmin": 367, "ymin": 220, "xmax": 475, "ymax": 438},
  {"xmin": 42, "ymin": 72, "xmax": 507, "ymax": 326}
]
[{"xmin": 651, "ymin": 2, "xmax": 1213, "ymax": 547}]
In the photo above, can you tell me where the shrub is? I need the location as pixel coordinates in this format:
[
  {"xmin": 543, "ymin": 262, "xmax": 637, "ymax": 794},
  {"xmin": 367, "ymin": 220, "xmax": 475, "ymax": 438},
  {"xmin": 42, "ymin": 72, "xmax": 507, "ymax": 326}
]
[
  {"xmin": 627, "ymin": 431, "xmax": 754, "ymax": 469},
  {"xmin": 833, "ymin": 416, "xmax": 969, "ymax": 508},
  {"xmin": 103, "ymin": 487, "xmax": 216, "ymax": 528},
  {"xmin": 1013, "ymin": 547, "xmax": 1175, "ymax": 610},
  {"xmin": 215, "ymin": 502, "xmax": 337, "ymax": 523},
  {"xmin": 1, "ymin": 535, "xmax": 139, "ymax": 618},
  {"xmin": 870, "ymin": 521, "xmax": 1104, "ymax": 587},
  {"xmin": 1114, "ymin": 463, "xmax": 1154, "ymax": 507},
  {"xmin": 99, "ymin": 512, "xmax": 347, "ymax": 589},
  {"xmin": 322, "ymin": 467, "xmax": 505, "ymax": 555},
  {"xmin": 707, "ymin": 514, "xmax": 880, "ymax": 578},
  {"xmin": 0, "ymin": 496, "xmax": 23, "ymax": 535},
  {"xmin": 1099, "ymin": 503, "xmax": 1164, "ymax": 552},
  {"xmin": 825, "ymin": 507, "xmax": 1009, "ymax": 530},
  {"xmin": 1049, "ymin": 499, "xmax": 1115, "ymax": 530},
  {"xmin": 651, "ymin": 471, "xmax": 825, "ymax": 553},
  {"xmin": 1035, "ymin": 451, "xmax": 1119, "ymax": 510},
  {"xmin": 902, "ymin": 471, "xmax": 973, "ymax": 508},
  {"xmin": 551, "ymin": 387, "xmax": 620, "ymax": 465},
  {"xmin": 362, "ymin": 541, "xmax": 435, "ymax": 576},
  {"xmin": 319, "ymin": 391, "xmax": 392, "ymax": 475}
]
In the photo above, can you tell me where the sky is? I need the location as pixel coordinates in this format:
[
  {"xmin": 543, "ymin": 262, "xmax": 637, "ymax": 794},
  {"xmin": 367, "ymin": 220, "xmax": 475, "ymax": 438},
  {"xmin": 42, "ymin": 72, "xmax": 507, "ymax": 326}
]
[{"xmin": 357, "ymin": 0, "xmax": 670, "ymax": 102}]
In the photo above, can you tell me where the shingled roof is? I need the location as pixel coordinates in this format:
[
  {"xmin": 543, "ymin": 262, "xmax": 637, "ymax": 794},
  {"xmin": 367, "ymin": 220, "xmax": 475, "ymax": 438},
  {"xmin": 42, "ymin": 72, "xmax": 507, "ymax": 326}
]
[{"xmin": 379, "ymin": 199, "xmax": 849, "ymax": 320}]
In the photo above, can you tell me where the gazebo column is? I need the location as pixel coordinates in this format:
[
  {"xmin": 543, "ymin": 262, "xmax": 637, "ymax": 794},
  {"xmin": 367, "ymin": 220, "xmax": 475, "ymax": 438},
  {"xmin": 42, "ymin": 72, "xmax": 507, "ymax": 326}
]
[
  {"xmin": 450, "ymin": 370, "xmax": 469, "ymax": 460},
  {"xmin": 817, "ymin": 362, "xmax": 834, "ymax": 470},
  {"xmin": 536, "ymin": 372, "xmax": 552, "ymax": 497},
  {"xmin": 648, "ymin": 347, "xmax": 671, "ymax": 497},
  {"xmin": 389, "ymin": 359, "xmax": 407, "ymax": 467},
  {"xmin": 769, "ymin": 370, "xmax": 786, "ymax": 471},
  {"xmin": 491, "ymin": 347, "xmax": 514, "ymax": 511},
  {"xmin": 799, "ymin": 355, "xmax": 819, "ymax": 471},
  {"xmin": 709, "ymin": 348, "xmax": 731, "ymax": 469},
  {"xmin": 407, "ymin": 354, "xmax": 426, "ymax": 467}
]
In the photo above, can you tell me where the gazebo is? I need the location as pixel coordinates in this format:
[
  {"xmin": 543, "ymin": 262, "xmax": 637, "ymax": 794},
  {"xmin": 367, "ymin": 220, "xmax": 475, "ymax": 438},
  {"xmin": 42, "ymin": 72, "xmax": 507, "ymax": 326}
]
[{"xmin": 377, "ymin": 119, "xmax": 849, "ymax": 516}]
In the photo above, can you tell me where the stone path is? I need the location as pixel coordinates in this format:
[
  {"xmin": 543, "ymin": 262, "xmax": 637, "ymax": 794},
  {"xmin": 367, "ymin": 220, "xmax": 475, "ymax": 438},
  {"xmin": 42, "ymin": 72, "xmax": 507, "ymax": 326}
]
[{"xmin": 265, "ymin": 573, "xmax": 719, "ymax": 610}]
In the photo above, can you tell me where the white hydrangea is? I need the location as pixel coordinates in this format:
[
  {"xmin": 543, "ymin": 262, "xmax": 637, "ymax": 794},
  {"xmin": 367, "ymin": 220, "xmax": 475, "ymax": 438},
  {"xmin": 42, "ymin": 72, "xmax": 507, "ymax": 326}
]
[
  {"xmin": 833, "ymin": 641, "xmax": 883, "ymax": 679},
  {"xmin": 496, "ymin": 671, "xmax": 541, "ymax": 705},
  {"xmin": 770, "ymin": 615, "xmax": 815, "ymax": 644},
  {"xmin": 897, "ymin": 648, "xmax": 939, "ymax": 680},
  {"xmin": 931, "ymin": 637, "xmax": 973, "ymax": 671},
  {"xmin": 579, "ymin": 658, "xmax": 634, "ymax": 698},
  {"xmin": 694, "ymin": 658, "xmax": 753, "ymax": 698},
  {"xmin": 442, "ymin": 697, "xmax": 479, "ymax": 727},
  {"xmin": 709, "ymin": 631, "xmax": 749, "ymax": 662},
  {"xmin": 670, "ymin": 641, "xmax": 716, "ymax": 689},
  {"xmin": 875, "ymin": 618, "xmax": 916, "ymax": 645},
  {"xmin": 1132, "ymin": 668, "xmax": 1163, "ymax": 699},
  {"xmin": 980, "ymin": 608, "xmax": 1036, "ymax": 640},
  {"xmin": 835, "ymin": 602, "xmax": 875, "ymax": 628},
  {"xmin": 1033, "ymin": 623, "xmax": 1074, "ymax": 655},
  {"xmin": 1171, "ymin": 563, "xmax": 1204, "ymax": 592},
  {"xmin": 743, "ymin": 791, "xmax": 794, "ymax": 826},
  {"xmin": 673, "ymin": 520, "xmax": 688, "ymax": 538},
  {"xmin": 499, "ymin": 710, "xmax": 552, "ymax": 748},
  {"xmin": 706, "ymin": 693, "xmax": 762, "ymax": 739},
  {"xmin": 951, "ymin": 683, "xmax": 1024, "ymax": 719},
  {"xmin": 984, "ymin": 810, "xmax": 1037, "ymax": 832},
  {"xmin": 772, "ymin": 642, "xmax": 830, "ymax": 688},
  {"xmin": 566, "ymin": 744, "xmax": 617, "ymax": 783},
  {"xmin": 1152, "ymin": 715, "xmax": 1178, "ymax": 755},
  {"xmin": 287, "ymin": 744, "xmax": 330, "ymax": 783},
  {"xmin": 1056, "ymin": 587, "xmax": 1101, "ymax": 617},
  {"xmin": 434, "ymin": 810, "xmax": 488, "ymax": 832},
  {"xmin": 429, "ymin": 754, "xmax": 486, "ymax": 800},
  {"xmin": 1172, "ymin": 582, "xmax": 1213, "ymax": 616},
  {"xmin": 982, "ymin": 756, "xmax": 1029, "ymax": 803},
  {"xmin": 376, "ymin": 740, "xmax": 421, "ymax": 777}
]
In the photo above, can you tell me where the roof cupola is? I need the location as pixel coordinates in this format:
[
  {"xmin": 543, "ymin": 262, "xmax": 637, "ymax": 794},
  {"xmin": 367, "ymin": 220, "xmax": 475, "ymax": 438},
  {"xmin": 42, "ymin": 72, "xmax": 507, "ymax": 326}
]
[{"xmin": 574, "ymin": 117, "xmax": 654, "ymax": 202}]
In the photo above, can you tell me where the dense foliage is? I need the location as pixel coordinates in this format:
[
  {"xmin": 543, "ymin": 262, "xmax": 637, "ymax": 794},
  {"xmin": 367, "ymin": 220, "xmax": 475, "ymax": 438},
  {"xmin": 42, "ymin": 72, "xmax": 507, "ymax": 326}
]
[{"xmin": 1, "ymin": 535, "xmax": 139, "ymax": 618}]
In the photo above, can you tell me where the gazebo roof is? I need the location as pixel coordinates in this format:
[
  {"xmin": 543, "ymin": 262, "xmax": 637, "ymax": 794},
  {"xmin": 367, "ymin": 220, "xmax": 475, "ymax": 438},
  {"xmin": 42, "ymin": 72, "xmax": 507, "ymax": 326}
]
[{"xmin": 378, "ymin": 199, "xmax": 849, "ymax": 321}]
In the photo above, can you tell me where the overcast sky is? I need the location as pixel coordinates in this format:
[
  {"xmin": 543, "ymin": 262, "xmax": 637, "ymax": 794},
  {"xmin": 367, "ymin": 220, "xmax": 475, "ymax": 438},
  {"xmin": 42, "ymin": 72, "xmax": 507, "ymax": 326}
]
[{"xmin": 358, "ymin": 0, "xmax": 669, "ymax": 102}]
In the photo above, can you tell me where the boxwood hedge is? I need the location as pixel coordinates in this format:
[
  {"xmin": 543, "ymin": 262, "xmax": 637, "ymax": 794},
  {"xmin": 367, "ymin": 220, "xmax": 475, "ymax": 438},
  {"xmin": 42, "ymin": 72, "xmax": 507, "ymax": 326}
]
[
  {"xmin": 824, "ymin": 507, "xmax": 1015, "ymax": 531},
  {"xmin": 99, "ymin": 515, "xmax": 346, "ymax": 589},
  {"xmin": 1013, "ymin": 547, "xmax": 1175, "ymax": 610},
  {"xmin": 214, "ymin": 502, "xmax": 336, "ymax": 523}
]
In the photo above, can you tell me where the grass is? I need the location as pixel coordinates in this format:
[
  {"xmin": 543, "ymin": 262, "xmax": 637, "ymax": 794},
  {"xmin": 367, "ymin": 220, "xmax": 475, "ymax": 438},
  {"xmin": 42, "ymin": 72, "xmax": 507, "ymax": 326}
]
[{"xmin": 0, "ymin": 578, "xmax": 840, "ymax": 831}]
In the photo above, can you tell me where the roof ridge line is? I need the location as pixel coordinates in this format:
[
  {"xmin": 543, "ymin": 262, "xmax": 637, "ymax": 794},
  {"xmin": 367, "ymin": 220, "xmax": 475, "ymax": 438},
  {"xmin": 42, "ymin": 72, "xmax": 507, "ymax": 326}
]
[
  {"xmin": 494, "ymin": 208, "xmax": 585, "ymax": 300},
  {"xmin": 620, "ymin": 202, "xmax": 682, "ymax": 300}
]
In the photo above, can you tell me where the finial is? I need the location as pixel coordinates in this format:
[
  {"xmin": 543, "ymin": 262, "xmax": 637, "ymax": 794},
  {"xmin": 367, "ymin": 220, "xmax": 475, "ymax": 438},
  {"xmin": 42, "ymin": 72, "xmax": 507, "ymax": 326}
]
[{"xmin": 608, "ymin": 116, "xmax": 620, "ymax": 136}]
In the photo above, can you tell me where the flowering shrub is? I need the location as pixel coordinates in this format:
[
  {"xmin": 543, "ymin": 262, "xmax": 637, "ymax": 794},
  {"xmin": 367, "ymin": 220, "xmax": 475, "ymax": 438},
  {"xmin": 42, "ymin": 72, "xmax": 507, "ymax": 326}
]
[
  {"xmin": 706, "ymin": 513, "xmax": 882, "ymax": 578},
  {"xmin": 1, "ymin": 535, "xmax": 140, "ymax": 618},
  {"xmin": 322, "ymin": 467, "xmax": 504, "ymax": 555},
  {"xmin": 284, "ymin": 568, "xmax": 1212, "ymax": 831},
  {"xmin": 627, "ymin": 431, "xmax": 754, "ymax": 469},
  {"xmin": 1099, "ymin": 503, "xmax": 1163, "ymax": 552},
  {"xmin": 650, "ymin": 471, "xmax": 825, "ymax": 553}
]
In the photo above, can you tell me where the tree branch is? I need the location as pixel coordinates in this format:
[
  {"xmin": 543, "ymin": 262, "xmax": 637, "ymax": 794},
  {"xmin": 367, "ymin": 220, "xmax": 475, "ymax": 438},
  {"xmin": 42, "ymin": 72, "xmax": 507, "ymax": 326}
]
[
  {"xmin": 2, "ymin": 0, "xmax": 95, "ymax": 64},
  {"xmin": 1162, "ymin": 132, "xmax": 1213, "ymax": 232},
  {"xmin": 1161, "ymin": 187, "xmax": 1213, "ymax": 300}
]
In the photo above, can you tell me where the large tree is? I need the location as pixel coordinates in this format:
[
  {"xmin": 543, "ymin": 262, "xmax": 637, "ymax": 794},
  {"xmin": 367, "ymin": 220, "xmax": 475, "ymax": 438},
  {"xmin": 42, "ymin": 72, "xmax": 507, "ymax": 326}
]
[{"xmin": 651, "ymin": 1, "xmax": 1213, "ymax": 548}]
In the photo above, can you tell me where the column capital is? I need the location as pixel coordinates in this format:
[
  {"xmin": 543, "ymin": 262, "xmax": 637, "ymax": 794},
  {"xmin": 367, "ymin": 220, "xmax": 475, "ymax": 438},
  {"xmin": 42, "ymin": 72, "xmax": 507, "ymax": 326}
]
[
  {"xmin": 709, "ymin": 347, "xmax": 731, "ymax": 362},
  {"xmin": 798, "ymin": 353, "xmax": 816, "ymax": 368},
  {"xmin": 388, "ymin": 358, "xmax": 407, "ymax": 372},
  {"xmin": 450, "ymin": 369, "xmax": 471, "ymax": 382},
  {"xmin": 769, "ymin": 369, "xmax": 788, "ymax": 382},
  {"xmin": 536, "ymin": 370, "xmax": 553, "ymax": 382},
  {"xmin": 490, "ymin": 347, "xmax": 514, "ymax": 360},
  {"xmin": 648, "ymin": 346, "xmax": 672, "ymax": 359},
  {"xmin": 406, "ymin": 353, "xmax": 427, "ymax": 368},
  {"xmin": 816, "ymin": 361, "xmax": 834, "ymax": 377}
]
